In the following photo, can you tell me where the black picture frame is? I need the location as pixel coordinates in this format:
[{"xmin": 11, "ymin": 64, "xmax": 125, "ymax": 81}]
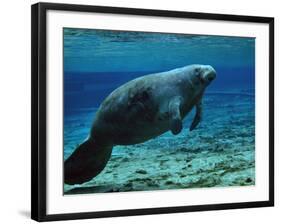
[{"xmin": 31, "ymin": 2, "xmax": 274, "ymax": 222}]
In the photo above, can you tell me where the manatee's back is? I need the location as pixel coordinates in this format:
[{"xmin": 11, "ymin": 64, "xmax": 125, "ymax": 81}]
[{"xmin": 90, "ymin": 71, "xmax": 175, "ymax": 145}]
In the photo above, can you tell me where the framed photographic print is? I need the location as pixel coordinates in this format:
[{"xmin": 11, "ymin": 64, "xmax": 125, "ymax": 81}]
[{"xmin": 31, "ymin": 2, "xmax": 274, "ymax": 222}]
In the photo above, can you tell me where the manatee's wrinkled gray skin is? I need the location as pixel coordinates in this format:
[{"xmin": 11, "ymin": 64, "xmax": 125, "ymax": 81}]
[{"xmin": 64, "ymin": 64, "xmax": 216, "ymax": 185}]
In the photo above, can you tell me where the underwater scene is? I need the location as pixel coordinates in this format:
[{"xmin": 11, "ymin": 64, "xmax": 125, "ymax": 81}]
[{"xmin": 63, "ymin": 28, "xmax": 255, "ymax": 194}]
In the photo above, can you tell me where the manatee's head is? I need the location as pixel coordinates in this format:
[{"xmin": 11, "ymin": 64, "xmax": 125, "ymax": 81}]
[{"xmin": 184, "ymin": 64, "xmax": 216, "ymax": 91}]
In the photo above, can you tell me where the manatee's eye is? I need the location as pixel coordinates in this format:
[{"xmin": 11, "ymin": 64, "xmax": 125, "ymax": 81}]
[
  {"xmin": 194, "ymin": 68, "xmax": 202, "ymax": 79},
  {"xmin": 194, "ymin": 67, "xmax": 203, "ymax": 84},
  {"xmin": 194, "ymin": 67, "xmax": 200, "ymax": 74}
]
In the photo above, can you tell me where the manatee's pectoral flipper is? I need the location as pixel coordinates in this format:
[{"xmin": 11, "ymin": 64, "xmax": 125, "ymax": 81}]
[
  {"xmin": 190, "ymin": 99, "xmax": 202, "ymax": 131},
  {"xmin": 169, "ymin": 96, "xmax": 183, "ymax": 135},
  {"xmin": 64, "ymin": 139, "xmax": 113, "ymax": 185}
]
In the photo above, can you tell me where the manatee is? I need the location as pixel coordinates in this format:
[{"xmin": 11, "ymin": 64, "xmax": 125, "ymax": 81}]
[{"xmin": 64, "ymin": 64, "xmax": 216, "ymax": 185}]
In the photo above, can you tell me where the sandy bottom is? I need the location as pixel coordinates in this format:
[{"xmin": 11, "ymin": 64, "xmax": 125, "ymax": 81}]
[
  {"xmin": 65, "ymin": 145, "xmax": 254, "ymax": 194},
  {"xmin": 64, "ymin": 93, "xmax": 255, "ymax": 194}
]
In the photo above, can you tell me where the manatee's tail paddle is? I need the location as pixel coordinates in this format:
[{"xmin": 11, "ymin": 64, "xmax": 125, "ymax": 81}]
[{"xmin": 64, "ymin": 139, "xmax": 113, "ymax": 185}]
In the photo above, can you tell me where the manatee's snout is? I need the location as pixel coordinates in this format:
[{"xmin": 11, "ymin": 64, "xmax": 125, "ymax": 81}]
[{"xmin": 201, "ymin": 65, "xmax": 216, "ymax": 85}]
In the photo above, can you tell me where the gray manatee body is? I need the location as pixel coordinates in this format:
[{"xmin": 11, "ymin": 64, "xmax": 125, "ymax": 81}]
[{"xmin": 64, "ymin": 64, "xmax": 216, "ymax": 185}]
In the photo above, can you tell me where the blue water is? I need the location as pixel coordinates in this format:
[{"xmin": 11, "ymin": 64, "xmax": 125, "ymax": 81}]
[{"xmin": 63, "ymin": 28, "xmax": 255, "ymax": 194}]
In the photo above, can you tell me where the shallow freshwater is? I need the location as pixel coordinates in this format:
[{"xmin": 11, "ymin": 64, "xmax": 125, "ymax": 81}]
[{"xmin": 63, "ymin": 28, "xmax": 255, "ymax": 194}]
